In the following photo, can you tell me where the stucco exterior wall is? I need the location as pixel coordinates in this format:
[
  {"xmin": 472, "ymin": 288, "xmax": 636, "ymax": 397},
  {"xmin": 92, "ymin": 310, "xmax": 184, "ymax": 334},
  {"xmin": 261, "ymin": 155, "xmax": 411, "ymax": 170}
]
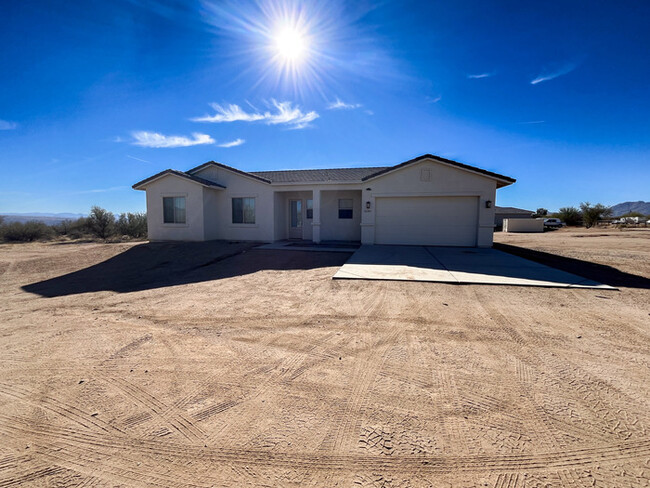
[
  {"xmin": 144, "ymin": 175, "xmax": 206, "ymax": 241},
  {"xmin": 360, "ymin": 159, "xmax": 497, "ymax": 247},
  {"xmin": 193, "ymin": 166, "xmax": 275, "ymax": 242},
  {"xmin": 320, "ymin": 190, "xmax": 362, "ymax": 241}
]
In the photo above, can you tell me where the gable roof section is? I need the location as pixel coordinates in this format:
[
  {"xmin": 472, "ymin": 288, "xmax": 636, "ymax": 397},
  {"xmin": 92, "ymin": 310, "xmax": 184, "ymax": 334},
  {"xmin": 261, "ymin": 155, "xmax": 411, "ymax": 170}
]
[
  {"xmin": 249, "ymin": 167, "xmax": 389, "ymax": 183},
  {"xmin": 495, "ymin": 206, "xmax": 534, "ymax": 215},
  {"xmin": 132, "ymin": 169, "xmax": 226, "ymax": 191},
  {"xmin": 362, "ymin": 154, "xmax": 516, "ymax": 187},
  {"xmin": 186, "ymin": 161, "xmax": 272, "ymax": 184},
  {"xmin": 133, "ymin": 154, "xmax": 515, "ymax": 189}
]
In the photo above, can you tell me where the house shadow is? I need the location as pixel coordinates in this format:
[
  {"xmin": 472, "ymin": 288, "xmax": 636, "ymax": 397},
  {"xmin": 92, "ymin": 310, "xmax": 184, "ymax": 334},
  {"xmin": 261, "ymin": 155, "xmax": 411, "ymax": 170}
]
[
  {"xmin": 22, "ymin": 241, "xmax": 352, "ymax": 298},
  {"xmin": 494, "ymin": 243, "xmax": 650, "ymax": 290}
]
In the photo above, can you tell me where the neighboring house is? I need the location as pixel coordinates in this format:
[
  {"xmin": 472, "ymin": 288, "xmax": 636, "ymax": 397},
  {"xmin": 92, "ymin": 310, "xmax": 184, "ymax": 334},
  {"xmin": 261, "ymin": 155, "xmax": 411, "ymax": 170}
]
[
  {"xmin": 133, "ymin": 154, "xmax": 515, "ymax": 247},
  {"xmin": 494, "ymin": 206, "xmax": 534, "ymax": 228}
]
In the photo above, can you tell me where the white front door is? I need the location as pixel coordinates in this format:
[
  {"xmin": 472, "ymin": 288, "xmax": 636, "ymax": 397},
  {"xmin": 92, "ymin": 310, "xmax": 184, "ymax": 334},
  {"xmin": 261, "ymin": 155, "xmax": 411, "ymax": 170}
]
[{"xmin": 289, "ymin": 199, "xmax": 302, "ymax": 239}]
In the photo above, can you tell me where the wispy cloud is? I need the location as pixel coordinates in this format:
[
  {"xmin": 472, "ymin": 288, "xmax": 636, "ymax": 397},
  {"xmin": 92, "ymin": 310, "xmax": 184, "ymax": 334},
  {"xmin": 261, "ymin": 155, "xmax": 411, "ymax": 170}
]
[
  {"xmin": 327, "ymin": 98, "xmax": 362, "ymax": 110},
  {"xmin": 217, "ymin": 138, "xmax": 245, "ymax": 148},
  {"xmin": 192, "ymin": 100, "xmax": 318, "ymax": 129},
  {"xmin": 0, "ymin": 119, "xmax": 17, "ymax": 130},
  {"xmin": 131, "ymin": 131, "xmax": 215, "ymax": 148},
  {"xmin": 531, "ymin": 63, "xmax": 577, "ymax": 85},
  {"xmin": 74, "ymin": 186, "xmax": 126, "ymax": 194},
  {"xmin": 426, "ymin": 95, "xmax": 442, "ymax": 103},
  {"xmin": 519, "ymin": 120, "xmax": 545, "ymax": 125},
  {"xmin": 126, "ymin": 154, "xmax": 152, "ymax": 163},
  {"xmin": 467, "ymin": 72, "xmax": 494, "ymax": 79}
]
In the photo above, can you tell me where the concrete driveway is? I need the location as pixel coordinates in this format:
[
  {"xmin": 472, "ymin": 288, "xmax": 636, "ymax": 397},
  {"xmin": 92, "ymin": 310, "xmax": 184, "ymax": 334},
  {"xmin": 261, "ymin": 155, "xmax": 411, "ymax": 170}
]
[{"xmin": 333, "ymin": 245, "xmax": 615, "ymax": 289}]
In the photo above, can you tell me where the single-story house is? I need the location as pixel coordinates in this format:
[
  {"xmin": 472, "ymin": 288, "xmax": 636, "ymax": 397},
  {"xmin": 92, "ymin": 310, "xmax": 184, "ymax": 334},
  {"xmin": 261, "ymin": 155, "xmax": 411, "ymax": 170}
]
[
  {"xmin": 133, "ymin": 154, "xmax": 515, "ymax": 247},
  {"xmin": 494, "ymin": 206, "xmax": 534, "ymax": 228}
]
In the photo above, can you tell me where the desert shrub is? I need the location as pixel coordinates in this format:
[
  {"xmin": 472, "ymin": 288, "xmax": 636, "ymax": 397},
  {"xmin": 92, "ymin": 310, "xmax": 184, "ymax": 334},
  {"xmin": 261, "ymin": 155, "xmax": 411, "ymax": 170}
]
[
  {"xmin": 0, "ymin": 221, "xmax": 54, "ymax": 242},
  {"xmin": 116, "ymin": 212, "xmax": 147, "ymax": 238},
  {"xmin": 0, "ymin": 215, "xmax": 4, "ymax": 226},
  {"xmin": 556, "ymin": 207, "xmax": 582, "ymax": 226},
  {"xmin": 87, "ymin": 206, "xmax": 115, "ymax": 239},
  {"xmin": 54, "ymin": 217, "xmax": 90, "ymax": 238},
  {"xmin": 580, "ymin": 202, "xmax": 612, "ymax": 228}
]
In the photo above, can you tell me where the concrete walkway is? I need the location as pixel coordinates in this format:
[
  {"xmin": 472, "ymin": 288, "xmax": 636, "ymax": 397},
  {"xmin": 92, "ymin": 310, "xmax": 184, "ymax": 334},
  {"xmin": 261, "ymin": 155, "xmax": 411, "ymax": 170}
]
[{"xmin": 333, "ymin": 245, "xmax": 616, "ymax": 289}]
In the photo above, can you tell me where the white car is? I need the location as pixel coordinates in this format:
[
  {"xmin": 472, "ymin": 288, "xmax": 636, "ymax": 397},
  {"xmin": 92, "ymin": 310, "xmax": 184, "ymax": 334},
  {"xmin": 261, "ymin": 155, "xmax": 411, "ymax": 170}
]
[{"xmin": 543, "ymin": 218, "xmax": 564, "ymax": 228}]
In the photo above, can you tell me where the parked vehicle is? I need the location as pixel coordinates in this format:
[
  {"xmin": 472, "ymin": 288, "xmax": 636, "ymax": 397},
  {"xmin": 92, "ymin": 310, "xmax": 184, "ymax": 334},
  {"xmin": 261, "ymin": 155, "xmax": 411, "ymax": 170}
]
[{"xmin": 543, "ymin": 218, "xmax": 564, "ymax": 228}]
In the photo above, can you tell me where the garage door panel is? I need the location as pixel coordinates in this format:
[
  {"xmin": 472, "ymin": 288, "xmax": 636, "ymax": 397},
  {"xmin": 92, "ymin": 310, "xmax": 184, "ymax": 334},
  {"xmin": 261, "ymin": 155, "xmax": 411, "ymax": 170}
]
[{"xmin": 375, "ymin": 196, "xmax": 478, "ymax": 246}]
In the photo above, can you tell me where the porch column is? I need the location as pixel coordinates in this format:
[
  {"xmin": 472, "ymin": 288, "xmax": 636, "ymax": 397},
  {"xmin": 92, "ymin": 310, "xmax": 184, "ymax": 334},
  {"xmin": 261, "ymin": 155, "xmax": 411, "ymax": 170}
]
[{"xmin": 312, "ymin": 189, "xmax": 321, "ymax": 243}]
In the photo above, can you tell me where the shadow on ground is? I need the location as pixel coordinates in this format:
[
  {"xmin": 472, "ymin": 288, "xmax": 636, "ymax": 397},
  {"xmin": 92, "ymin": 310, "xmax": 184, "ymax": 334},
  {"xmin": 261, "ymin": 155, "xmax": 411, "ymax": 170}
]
[
  {"xmin": 22, "ymin": 241, "xmax": 351, "ymax": 298},
  {"xmin": 494, "ymin": 243, "xmax": 650, "ymax": 290}
]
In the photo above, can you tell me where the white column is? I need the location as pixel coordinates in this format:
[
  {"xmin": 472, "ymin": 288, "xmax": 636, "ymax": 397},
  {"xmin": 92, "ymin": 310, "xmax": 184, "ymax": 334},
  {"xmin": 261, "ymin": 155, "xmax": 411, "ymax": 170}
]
[{"xmin": 312, "ymin": 189, "xmax": 321, "ymax": 243}]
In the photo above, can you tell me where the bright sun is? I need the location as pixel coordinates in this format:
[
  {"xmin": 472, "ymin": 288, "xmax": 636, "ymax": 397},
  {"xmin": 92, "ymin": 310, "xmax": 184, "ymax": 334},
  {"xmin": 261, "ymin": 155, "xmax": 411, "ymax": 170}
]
[{"xmin": 273, "ymin": 26, "xmax": 308, "ymax": 63}]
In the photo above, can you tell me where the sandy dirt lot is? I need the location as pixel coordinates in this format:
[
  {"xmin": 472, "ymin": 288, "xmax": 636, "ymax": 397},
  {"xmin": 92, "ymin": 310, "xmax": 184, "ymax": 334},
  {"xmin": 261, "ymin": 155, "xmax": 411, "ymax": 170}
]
[{"xmin": 1, "ymin": 228, "xmax": 649, "ymax": 487}]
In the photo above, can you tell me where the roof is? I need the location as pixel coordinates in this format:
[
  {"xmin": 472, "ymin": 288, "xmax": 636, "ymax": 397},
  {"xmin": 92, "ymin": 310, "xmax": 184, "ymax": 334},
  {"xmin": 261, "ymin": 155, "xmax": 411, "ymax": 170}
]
[
  {"xmin": 133, "ymin": 153, "xmax": 516, "ymax": 189},
  {"xmin": 132, "ymin": 169, "xmax": 226, "ymax": 190},
  {"xmin": 495, "ymin": 206, "xmax": 534, "ymax": 215},
  {"xmin": 361, "ymin": 154, "xmax": 516, "ymax": 187},
  {"xmin": 186, "ymin": 161, "xmax": 272, "ymax": 183},
  {"xmin": 249, "ymin": 167, "xmax": 389, "ymax": 183}
]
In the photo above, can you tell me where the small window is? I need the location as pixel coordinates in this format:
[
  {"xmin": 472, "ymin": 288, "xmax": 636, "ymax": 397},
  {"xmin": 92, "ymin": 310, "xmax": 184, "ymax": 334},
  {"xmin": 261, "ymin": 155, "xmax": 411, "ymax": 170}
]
[
  {"xmin": 306, "ymin": 199, "xmax": 313, "ymax": 219},
  {"xmin": 163, "ymin": 196, "xmax": 186, "ymax": 224},
  {"xmin": 338, "ymin": 198, "xmax": 353, "ymax": 219},
  {"xmin": 232, "ymin": 197, "xmax": 255, "ymax": 224}
]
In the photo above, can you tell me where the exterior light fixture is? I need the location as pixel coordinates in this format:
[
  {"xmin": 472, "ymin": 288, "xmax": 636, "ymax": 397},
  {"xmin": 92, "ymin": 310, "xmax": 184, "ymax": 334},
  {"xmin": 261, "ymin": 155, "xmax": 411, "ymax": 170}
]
[
  {"xmin": 485, "ymin": 200, "xmax": 493, "ymax": 208},
  {"xmin": 366, "ymin": 201, "xmax": 371, "ymax": 209}
]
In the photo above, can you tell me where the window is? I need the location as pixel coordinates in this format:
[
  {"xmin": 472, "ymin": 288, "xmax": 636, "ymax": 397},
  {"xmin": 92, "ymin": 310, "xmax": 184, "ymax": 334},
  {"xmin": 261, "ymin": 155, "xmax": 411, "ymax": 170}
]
[
  {"xmin": 338, "ymin": 198, "xmax": 353, "ymax": 219},
  {"xmin": 306, "ymin": 199, "xmax": 313, "ymax": 219},
  {"xmin": 163, "ymin": 196, "xmax": 186, "ymax": 224},
  {"xmin": 232, "ymin": 197, "xmax": 255, "ymax": 224}
]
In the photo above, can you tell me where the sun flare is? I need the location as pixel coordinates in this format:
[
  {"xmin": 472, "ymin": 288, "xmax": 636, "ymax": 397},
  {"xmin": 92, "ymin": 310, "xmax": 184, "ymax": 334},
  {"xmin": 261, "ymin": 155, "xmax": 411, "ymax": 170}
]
[{"xmin": 273, "ymin": 25, "xmax": 309, "ymax": 63}]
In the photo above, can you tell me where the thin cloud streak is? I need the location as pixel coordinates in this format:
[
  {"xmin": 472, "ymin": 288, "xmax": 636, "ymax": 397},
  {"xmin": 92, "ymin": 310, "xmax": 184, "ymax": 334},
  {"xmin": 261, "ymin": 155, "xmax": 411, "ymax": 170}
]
[
  {"xmin": 426, "ymin": 95, "xmax": 442, "ymax": 103},
  {"xmin": 217, "ymin": 138, "xmax": 245, "ymax": 148},
  {"xmin": 192, "ymin": 100, "xmax": 318, "ymax": 129},
  {"xmin": 519, "ymin": 120, "xmax": 545, "ymax": 125},
  {"xmin": 467, "ymin": 72, "xmax": 493, "ymax": 79},
  {"xmin": 327, "ymin": 98, "xmax": 362, "ymax": 110},
  {"xmin": 531, "ymin": 63, "xmax": 577, "ymax": 84},
  {"xmin": 74, "ymin": 186, "xmax": 126, "ymax": 194},
  {"xmin": 131, "ymin": 131, "xmax": 215, "ymax": 148},
  {"xmin": 126, "ymin": 154, "xmax": 152, "ymax": 163},
  {"xmin": 0, "ymin": 119, "xmax": 17, "ymax": 130}
]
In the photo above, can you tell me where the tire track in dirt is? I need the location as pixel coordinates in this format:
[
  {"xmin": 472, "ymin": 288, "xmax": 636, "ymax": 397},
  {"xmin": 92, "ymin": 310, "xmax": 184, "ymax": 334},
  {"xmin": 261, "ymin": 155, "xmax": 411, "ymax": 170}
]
[
  {"xmin": 1, "ymin": 415, "xmax": 649, "ymax": 476},
  {"xmin": 0, "ymin": 382, "xmax": 124, "ymax": 435},
  {"xmin": 203, "ymin": 329, "xmax": 343, "ymax": 445},
  {"xmin": 470, "ymin": 287, "xmax": 650, "ymax": 448},
  {"xmin": 102, "ymin": 377, "xmax": 205, "ymax": 442}
]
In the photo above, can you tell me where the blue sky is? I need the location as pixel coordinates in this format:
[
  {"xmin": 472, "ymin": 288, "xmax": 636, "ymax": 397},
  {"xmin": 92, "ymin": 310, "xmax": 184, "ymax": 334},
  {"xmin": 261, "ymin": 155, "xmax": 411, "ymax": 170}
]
[{"xmin": 1, "ymin": 0, "xmax": 648, "ymax": 214}]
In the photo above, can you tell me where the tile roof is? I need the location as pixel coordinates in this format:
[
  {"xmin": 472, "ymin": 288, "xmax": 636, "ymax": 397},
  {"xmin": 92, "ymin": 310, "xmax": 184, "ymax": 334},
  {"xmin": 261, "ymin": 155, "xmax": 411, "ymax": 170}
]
[
  {"xmin": 361, "ymin": 154, "xmax": 516, "ymax": 184},
  {"xmin": 132, "ymin": 169, "xmax": 226, "ymax": 190},
  {"xmin": 495, "ymin": 206, "xmax": 534, "ymax": 214},
  {"xmin": 248, "ymin": 167, "xmax": 389, "ymax": 183}
]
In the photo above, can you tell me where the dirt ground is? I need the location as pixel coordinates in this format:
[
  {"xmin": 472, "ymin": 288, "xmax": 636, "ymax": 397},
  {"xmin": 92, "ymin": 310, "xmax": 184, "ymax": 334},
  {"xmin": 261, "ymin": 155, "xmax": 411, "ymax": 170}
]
[{"xmin": 0, "ymin": 228, "xmax": 649, "ymax": 487}]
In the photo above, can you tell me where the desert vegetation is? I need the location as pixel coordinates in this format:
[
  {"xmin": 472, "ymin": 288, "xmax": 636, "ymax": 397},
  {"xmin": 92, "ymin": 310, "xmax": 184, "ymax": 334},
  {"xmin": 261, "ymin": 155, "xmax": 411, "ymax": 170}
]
[{"xmin": 0, "ymin": 206, "xmax": 147, "ymax": 242}]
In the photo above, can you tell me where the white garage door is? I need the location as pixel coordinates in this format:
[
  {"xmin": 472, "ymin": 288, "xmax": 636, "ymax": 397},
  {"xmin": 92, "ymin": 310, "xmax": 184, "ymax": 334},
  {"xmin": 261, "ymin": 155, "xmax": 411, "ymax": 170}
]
[{"xmin": 375, "ymin": 196, "xmax": 479, "ymax": 246}]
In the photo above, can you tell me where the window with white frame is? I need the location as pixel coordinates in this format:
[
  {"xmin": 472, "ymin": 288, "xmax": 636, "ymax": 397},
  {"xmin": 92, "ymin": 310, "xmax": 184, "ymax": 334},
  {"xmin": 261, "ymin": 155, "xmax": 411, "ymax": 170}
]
[
  {"xmin": 306, "ymin": 199, "xmax": 313, "ymax": 219},
  {"xmin": 232, "ymin": 197, "xmax": 255, "ymax": 224},
  {"xmin": 338, "ymin": 198, "xmax": 353, "ymax": 219},
  {"xmin": 163, "ymin": 196, "xmax": 186, "ymax": 224}
]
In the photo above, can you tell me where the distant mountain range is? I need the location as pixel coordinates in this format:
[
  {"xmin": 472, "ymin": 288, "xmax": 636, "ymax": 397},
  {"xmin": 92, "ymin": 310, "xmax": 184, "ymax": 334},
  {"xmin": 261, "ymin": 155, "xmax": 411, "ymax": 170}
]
[
  {"xmin": 609, "ymin": 201, "xmax": 650, "ymax": 217},
  {"xmin": 0, "ymin": 212, "xmax": 85, "ymax": 225}
]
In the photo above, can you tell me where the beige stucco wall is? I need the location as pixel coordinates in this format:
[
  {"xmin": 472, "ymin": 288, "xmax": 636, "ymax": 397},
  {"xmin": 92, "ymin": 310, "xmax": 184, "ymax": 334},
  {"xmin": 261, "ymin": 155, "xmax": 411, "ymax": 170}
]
[
  {"xmin": 320, "ymin": 190, "xmax": 362, "ymax": 241},
  {"xmin": 503, "ymin": 218, "xmax": 544, "ymax": 233},
  {"xmin": 144, "ymin": 175, "xmax": 206, "ymax": 241},
  {"xmin": 193, "ymin": 166, "xmax": 275, "ymax": 242},
  {"xmin": 360, "ymin": 159, "xmax": 497, "ymax": 247}
]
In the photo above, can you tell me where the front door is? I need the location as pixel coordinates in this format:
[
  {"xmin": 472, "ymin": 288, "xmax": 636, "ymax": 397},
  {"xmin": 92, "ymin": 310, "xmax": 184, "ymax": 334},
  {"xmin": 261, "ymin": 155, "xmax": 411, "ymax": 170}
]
[{"xmin": 289, "ymin": 200, "xmax": 302, "ymax": 239}]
